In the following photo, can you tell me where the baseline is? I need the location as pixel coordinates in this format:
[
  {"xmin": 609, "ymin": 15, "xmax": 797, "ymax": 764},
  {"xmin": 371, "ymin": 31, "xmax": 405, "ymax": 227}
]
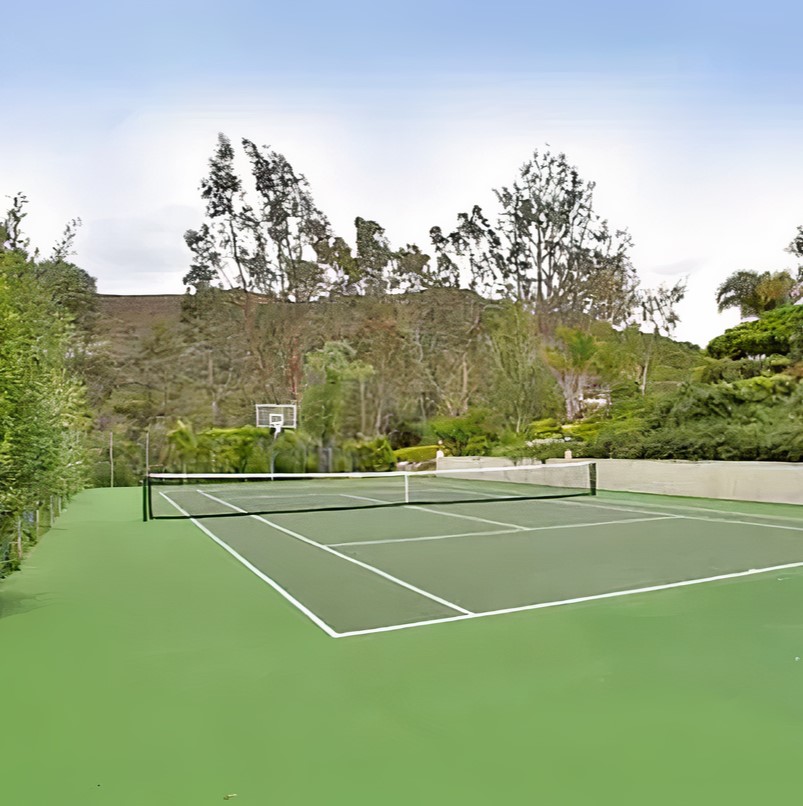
[{"xmin": 334, "ymin": 559, "xmax": 803, "ymax": 638}]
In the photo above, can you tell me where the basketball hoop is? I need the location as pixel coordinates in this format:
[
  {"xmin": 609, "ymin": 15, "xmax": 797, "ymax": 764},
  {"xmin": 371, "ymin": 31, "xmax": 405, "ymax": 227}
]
[{"xmin": 255, "ymin": 404, "xmax": 297, "ymax": 433}]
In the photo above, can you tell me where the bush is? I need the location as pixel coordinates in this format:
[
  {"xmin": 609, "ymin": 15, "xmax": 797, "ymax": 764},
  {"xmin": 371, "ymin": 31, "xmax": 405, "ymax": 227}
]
[
  {"xmin": 343, "ymin": 437, "xmax": 397, "ymax": 472},
  {"xmin": 429, "ymin": 408, "xmax": 502, "ymax": 456},
  {"xmin": 273, "ymin": 430, "xmax": 316, "ymax": 473},
  {"xmin": 694, "ymin": 355, "xmax": 790, "ymax": 384},
  {"xmin": 706, "ymin": 305, "xmax": 803, "ymax": 359},
  {"xmin": 394, "ymin": 444, "xmax": 441, "ymax": 463},
  {"xmin": 526, "ymin": 418, "xmax": 564, "ymax": 439}
]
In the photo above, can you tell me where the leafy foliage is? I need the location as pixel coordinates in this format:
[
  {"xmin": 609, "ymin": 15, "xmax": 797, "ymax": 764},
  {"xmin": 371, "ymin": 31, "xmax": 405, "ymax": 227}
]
[
  {"xmin": 428, "ymin": 409, "xmax": 503, "ymax": 456},
  {"xmin": 716, "ymin": 270, "xmax": 801, "ymax": 318},
  {"xmin": 0, "ymin": 202, "xmax": 90, "ymax": 575},
  {"xmin": 393, "ymin": 444, "xmax": 441, "ymax": 464},
  {"xmin": 342, "ymin": 436, "xmax": 396, "ymax": 472},
  {"xmin": 706, "ymin": 305, "xmax": 803, "ymax": 359}
]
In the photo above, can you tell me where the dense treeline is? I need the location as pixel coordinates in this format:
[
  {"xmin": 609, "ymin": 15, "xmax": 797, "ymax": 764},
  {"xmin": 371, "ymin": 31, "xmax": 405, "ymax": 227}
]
[
  {"xmin": 90, "ymin": 287, "xmax": 700, "ymax": 478},
  {"xmin": 183, "ymin": 134, "xmax": 685, "ymax": 326},
  {"xmin": 0, "ymin": 196, "xmax": 93, "ymax": 576}
]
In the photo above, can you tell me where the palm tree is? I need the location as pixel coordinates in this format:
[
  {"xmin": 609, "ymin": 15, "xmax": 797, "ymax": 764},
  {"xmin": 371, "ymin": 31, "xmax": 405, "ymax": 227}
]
[{"xmin": 716, "ymin": 270, "xmax": 800, "ymax": 319}]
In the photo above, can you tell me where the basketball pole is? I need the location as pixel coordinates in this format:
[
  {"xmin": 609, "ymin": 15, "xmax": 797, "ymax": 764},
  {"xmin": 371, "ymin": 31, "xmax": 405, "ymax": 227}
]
[{"xmin": 270, "ymin": 423, "xmax": 282, "ymax": 479}]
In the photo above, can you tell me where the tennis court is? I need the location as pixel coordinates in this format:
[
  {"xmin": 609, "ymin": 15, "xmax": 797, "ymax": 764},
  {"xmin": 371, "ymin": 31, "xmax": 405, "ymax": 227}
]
[
  {"xmin": 6, "ymin": 485, "xmax": 803, "ymax": 804},
  {"xmin": 147, "ymin": 464, "xmax": 803, "ymax": 638}
]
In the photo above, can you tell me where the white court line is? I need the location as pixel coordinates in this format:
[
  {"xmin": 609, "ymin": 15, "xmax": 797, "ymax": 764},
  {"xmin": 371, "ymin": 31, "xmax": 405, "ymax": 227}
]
[
  {"xmin": 157, "ymin": 491, "xmax": 339, "ymax": 638},
  {"xmin": 341, "ymin": 494, "xmax": 529, "ymax": 530},
  {"xmin": 330, "ymin": 527, "xmax": 523, "ymax": 547},
  {"xmin": 198, "ymin": 491, "xmax": 473, "ymax": 616},
  {"xmin": 590, "ymin": 498, "xmax": 803, "ymax": 524},
  {"xmin": 555, "ymin": 498, "xmax": 803, "ymax": 533},
  {"xmin": 217, "ymin": 492, "xmax": 347, "ymax": 501},
  {"xmin": 333, "ymin": 559, "xmax": 803, "ymax": 638},
  {"xmin": 330, "ymin": 515, "xmax": 679, "ymax": 548},
  {"xmin": 571, "ymin": 501, "xmax": 803, "ymax": 523}
]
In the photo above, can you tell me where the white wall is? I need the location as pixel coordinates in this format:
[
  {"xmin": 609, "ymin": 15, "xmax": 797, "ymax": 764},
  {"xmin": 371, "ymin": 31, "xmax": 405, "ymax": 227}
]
[{"xmin": 436, "ymin": 456, "xmax": 803, "ymax": 506}]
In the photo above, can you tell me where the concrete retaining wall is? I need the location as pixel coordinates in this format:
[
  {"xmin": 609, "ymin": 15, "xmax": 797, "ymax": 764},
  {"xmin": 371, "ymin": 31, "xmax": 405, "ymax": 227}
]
[{"xmin": 436, "ymin": 456, "xmax": 803, "ymax": 506}]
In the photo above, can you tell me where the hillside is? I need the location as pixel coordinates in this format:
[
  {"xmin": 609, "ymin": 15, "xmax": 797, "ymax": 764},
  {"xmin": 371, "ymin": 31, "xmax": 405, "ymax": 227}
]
[
  {"xmin": 83, "ymin": 288, "xmax": 704, "ymax": 483},
  {"xmin": 96, "ymin": 294, "xmax": 184, "ymax": 333}
]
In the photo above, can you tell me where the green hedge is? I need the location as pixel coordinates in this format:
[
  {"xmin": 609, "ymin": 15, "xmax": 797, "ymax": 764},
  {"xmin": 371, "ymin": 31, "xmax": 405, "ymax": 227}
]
[
  {"xmin": 706, "ymin": 305, "xmax": 803, "ymax": 359},
  {"xmin": 343, "ymin": 437, "xmax": 396, "ymax": 472},
  {"xmin": 394, "ymin": 444, "xmax": 440, "ymax": 463}
]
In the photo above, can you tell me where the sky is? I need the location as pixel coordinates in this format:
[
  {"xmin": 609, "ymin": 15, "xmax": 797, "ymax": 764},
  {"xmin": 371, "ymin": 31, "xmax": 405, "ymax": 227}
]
[{"xmin": 2, "ymin": 0, "xmax": 802, "ymax": 347}]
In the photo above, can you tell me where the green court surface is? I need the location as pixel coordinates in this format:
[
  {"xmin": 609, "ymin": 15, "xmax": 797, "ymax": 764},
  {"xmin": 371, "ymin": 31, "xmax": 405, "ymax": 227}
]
[{"xmin": 3, "ymin": 486, "xmax": 803, "ymax": 804}]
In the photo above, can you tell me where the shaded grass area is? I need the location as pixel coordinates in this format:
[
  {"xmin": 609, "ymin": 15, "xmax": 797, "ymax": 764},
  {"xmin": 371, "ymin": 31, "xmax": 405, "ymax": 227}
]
[{"xmin": 2, "ymin": 487, "xmax": 803, "ymax": 804}]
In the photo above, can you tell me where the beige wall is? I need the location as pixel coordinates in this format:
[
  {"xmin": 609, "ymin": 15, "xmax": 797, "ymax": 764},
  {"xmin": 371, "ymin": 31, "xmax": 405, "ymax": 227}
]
[{"xmin": 436, "ymin": 456, "xmax": 803, "ymax": 506}]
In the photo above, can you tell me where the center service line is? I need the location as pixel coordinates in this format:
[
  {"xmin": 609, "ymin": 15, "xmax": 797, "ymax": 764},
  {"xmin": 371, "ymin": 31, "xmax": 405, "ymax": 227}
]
[{"xmin": 198, "ymin": 490, "xmax": 473, "ymax": 616}]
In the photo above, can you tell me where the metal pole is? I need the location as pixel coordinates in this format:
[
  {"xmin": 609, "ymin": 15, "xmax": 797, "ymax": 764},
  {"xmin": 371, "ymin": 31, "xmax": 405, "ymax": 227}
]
[
  {"xmin": 145, "ymin": 426, "xmax": 150, "ymax": 475},
  {"xmin": 109, "ymin": 431, "xmax": 114, "ymax": 488}
]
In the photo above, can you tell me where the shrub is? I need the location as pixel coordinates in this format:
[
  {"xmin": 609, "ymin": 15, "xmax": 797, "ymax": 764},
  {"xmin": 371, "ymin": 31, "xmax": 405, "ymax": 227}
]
[
  {"xmin": 394, "ymin": 444, "xmax": 441, "ymax": 463},
  {"xmin": 429, "ymin": 408, "xmax": 502, "ymax": 456},
  {"xmin": 706, "ymin": 305, "xmax": 803, "ymax": 359},
  {"xmin": 526, "ymin": 418, "xmax": 564, "ymax": 439},
  {"xmin": 343, "ymin": 436, "xmax": 397, "ymax": 472}
]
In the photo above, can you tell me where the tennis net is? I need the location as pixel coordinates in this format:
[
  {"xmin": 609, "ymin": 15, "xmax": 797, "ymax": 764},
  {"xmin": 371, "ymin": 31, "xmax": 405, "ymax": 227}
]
[{"xmin": 144, "ymin": 461, "xmax": 596, "ymax": 520}]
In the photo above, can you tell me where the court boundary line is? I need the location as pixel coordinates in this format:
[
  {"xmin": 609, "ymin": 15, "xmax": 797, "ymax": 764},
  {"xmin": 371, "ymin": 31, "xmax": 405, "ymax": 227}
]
[
  {"xmin": 330, "ymin": 515, "xmax": 679, "ymax": 548},
  {"xmin": 198, "ymin": 491, "xmax": 473, "ymax": 616},
  {"xmin": 332, "ymin": 559, "xmax": 803, "ymax": 638},
  {"xmin": 599, "ymin": 498, "xmax": 803, "ymax": 523},
  {"xmin": 555, "ymin": 499, "xmax": 803, "ymax": 533},
  {"xmin": 157, "ymin": 492, "xmax": 339, "ymax": 638}
]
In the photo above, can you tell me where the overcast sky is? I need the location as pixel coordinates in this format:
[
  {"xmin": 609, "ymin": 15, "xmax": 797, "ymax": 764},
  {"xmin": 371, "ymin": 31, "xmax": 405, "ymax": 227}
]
[{"xmin": 3, "ymin": 0, "xmax": 802, "ymax": 346}]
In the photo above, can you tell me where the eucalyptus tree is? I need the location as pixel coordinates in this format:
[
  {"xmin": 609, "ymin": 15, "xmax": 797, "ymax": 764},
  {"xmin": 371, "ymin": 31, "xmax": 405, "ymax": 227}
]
[
  {"xmin": 429, "ymin": 205, "xmax": 500, "ymax": 292},
  {"xmin": 184, "ymin": 133, "xmax": 332, "ymax": 302},
  {"xmin": 430, "ymin": 149, "xmax": 638, "ymax": 324}
]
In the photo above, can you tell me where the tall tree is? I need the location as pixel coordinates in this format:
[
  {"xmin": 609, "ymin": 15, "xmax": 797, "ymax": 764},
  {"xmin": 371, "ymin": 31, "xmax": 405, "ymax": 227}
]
[
  {"xmin": 431, "ymin": 149, "xmax": 638, "ymax": 324},
  {"xmin": 301, "ymin": 341, "xmax": 373, "ymax": 446},
  {"xmin": 430, "ymin": 205, "xmax": 501, "ymax": 293},
  {"xmin": 184, "ymin": 133, "xmax": 332, "ymax": 302},
  {"xmin": 353, "ymin": 217, "xmax": 392, "ymax": 295},
  {"xmin": 482, "ymin": 303, "xmax": 561, "ymax": 431},
  {"xmin": 241, "ymin": 138, "xmax": 331, "ymax": 302}
]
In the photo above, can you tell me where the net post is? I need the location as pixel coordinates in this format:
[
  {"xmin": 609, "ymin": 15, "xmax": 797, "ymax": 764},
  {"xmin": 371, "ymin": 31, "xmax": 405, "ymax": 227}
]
[
  {"xmin": 589, "ymin": 462, "xmax": 597, "ymax": 496},
  {"xmin": 142, "ymin": 476, "xmax": 149, "ymax": 522},
  {"xmin": 146, "ymin": 474, "xmax": 154, "ymax": 521},
  {"xmin": 404, "ymin": 472, "xmax": 410, "ymax": 504}
]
